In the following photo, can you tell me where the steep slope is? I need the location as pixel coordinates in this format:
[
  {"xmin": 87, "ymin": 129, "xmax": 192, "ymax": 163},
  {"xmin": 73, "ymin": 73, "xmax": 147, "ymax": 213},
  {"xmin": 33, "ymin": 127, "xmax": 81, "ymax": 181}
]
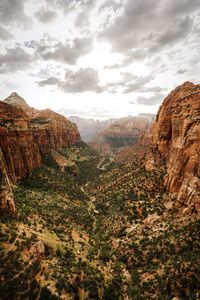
[
  {"xmin": 90, "ymin": 114, "xmax": 155, "ymax": 154},
  {"xmin": 145, "ymin": 82, "xmax": 200, "ymax": 213},
  {"xmin": 0, "ymin": 102, "xmax": 42, "ymax": 181},
  {"xmin": 0, "ymin": 148, "xmax": 16, "ymax": 214},
  {"xmin": 31, "ymin": 109, "xmax": 80, "ymax": 154}
]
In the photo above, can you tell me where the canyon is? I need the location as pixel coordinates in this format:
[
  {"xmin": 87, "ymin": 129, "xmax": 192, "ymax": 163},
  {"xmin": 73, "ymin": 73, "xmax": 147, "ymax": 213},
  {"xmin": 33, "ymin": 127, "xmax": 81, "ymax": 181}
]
[
  {"xmin": 89, "ymin": 113, "xmax": 155, "ymax": 155},
  {"xmin": 0, "ymin": 83, "xmax": 199, "ymax": 300}
]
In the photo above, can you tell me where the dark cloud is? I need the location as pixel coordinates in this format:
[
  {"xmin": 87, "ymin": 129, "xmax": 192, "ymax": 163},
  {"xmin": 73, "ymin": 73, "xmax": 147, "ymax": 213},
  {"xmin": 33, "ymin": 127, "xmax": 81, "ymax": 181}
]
[
  {"xmin": 28, "ymin": 36, "xmax": 93, "ymax": 65},
  {"xmin": 35, "ymin": 8, "xmax": 57, "ymax": 24},
  {"xmin": 100, "ymin": 0, "xmax": 200, "ymax": 55},
  {"xmin": 123, "ymin": 75, "xmax": 154, "ymax": 94},
  {"xmin": 99, "ymin": 0, "xmax": 158, "ymax": 52},
  {"xmin": 0, "ymin": 25, "xmax": 13, "ymax": 40},
  {"xmin": 59, "ymin": 68, "xmax": 103, "ymax": 93},
  {"xmin": 137, "ymin": 93, "xmax": 165, "ymax": 105},
  {"xmin": 143, "ymin": 86, "xmax": 168, "ymax": 93},
  {"xmin": 0, "ymin": 46, "xmax": 33, "ymax": 73},
  {"xmin": 166, "ymin": 0, "xmax": 200, "ymax": 16},
  {"xmin": 74, "ymin": 0, "xmax": 96, "ymax": 28},
  {"xmin": 105, "ymin": 73, "xmax": 154, "ymax": 94},
  {"xmin": 99, "ymin": 0, "xmax": 123, "ymax": 13},
  {"xmin": 149, "ymin": 17, "xmax": 193, "ymax": 53},
  {"xmin": 0, "ymin": 0, "xmax": 32, "ymax": 28},
  {"xmin": 37, "ymin": 77, "xmax": 59, "ymax": 87},
  {"xmin": 177, "ymin": 69, "xmax": 188, "ymax": 74}
]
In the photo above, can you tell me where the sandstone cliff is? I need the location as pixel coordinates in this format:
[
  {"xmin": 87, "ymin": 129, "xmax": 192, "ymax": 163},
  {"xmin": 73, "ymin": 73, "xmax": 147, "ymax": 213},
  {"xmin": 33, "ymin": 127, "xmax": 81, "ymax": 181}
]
[
  {"xmin": 30, "ymin": 109, "xmax": 80, "ymax": 154},
  {"xmin": 0, "ymin": 93, "xmax": 80, "ymax": 214},
  {"xmin": 0, "ymin": 148, "xmax": 16, "ymax": 214},
  {"xmin": 0, "ymin": 102, "xmax": 42, "ymax": 181},
  {"xmin": 145, "ymin": 82, "xmax": 200, "ymax": 213}
]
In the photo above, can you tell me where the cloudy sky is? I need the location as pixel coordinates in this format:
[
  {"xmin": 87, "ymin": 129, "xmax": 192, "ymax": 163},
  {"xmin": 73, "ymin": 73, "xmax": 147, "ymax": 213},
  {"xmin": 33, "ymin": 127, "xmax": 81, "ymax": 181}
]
[{"xmin": 0, "ymin": 0, "xmax": 200, "ymax": 119}]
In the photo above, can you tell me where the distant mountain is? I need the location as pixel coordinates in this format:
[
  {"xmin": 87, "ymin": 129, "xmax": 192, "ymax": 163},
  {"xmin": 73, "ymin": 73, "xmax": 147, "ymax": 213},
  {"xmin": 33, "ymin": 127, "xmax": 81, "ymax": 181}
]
[
  {"xmin": 89, "ymin": 113, "xmax": 155, "ymax": 154},
  {"xmin": 67, "ymin": 116, "xmax": 116, "ymax": 142}
]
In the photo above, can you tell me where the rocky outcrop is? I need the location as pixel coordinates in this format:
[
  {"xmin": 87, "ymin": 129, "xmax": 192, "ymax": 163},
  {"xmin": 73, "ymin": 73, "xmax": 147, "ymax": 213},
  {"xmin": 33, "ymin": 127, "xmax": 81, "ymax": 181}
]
[
  {"xmin": 4, "ymin": 92, "xmax": 29, "ymax": 110},
  {"xmin": 145, "ymin": 82, "xmax": 200, "ymax": 213},
  {"xmin": 0, "ymin": 93, "xmax": 80, "ymax": 214},
  {"xmin": 0, "ymin": 148, "xmax": 16, "ymax": 214},
  {"xmin": 90, "ymin": 114, "xmax": 155, "ymax": 154}
]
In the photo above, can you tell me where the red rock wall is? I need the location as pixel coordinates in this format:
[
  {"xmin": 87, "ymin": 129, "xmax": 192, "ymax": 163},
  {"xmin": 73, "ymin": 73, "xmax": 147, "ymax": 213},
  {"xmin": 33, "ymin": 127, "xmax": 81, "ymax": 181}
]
[
  {"xmin": 0, "ymin": 148, "xmax": 16, "ymax": 214},
  {"xmin": 30, "ymin": 109, "xmax": 80, "ymax": 154},
  {"xmin": 0, "ymin": 101, "xmax": 80, "ymax": 214},
  {"xmin": 145, "ymin": 82, "xmax": 200, "ymax": 213},
  {"xmin": 0, "ymin": 102, "xmax": 42, "ymax": 181}
]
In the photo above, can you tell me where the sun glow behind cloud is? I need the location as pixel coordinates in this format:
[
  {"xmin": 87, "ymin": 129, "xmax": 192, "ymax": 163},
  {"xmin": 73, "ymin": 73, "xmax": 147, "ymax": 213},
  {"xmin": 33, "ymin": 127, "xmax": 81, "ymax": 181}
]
[{"xmin": 0, "ymin": 0, "xmax": 200, "ymax": 119}]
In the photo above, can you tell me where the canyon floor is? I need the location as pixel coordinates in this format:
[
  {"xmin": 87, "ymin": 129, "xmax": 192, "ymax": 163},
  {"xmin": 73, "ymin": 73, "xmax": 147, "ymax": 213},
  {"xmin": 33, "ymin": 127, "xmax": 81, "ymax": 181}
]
[{"xmin": 0, "ymin": 143, "xmax": 199, "ymax": 300}]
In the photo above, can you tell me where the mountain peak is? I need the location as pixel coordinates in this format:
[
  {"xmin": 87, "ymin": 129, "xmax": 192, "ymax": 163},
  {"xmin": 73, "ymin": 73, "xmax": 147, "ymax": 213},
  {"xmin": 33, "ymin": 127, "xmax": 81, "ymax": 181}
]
[{"xmin": 4, "ymin": 92, "xmax": 29, "ymax": 108}]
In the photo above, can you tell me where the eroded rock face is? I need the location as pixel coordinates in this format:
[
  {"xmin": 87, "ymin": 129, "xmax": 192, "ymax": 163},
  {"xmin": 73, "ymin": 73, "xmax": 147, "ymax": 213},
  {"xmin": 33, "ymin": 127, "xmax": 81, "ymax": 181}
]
[
  {"xmin": 145, "ymin": 82, "xmax": 200, "ymax": 213},
  {"xmin": 0, "ymin": 93, "xmax": 80, "ymax": 214},
  {"xmin": 0, "ymin": 102, "xmax": 42, "ymax": 181},
  {"xmin": 30, "ymin": 109, "xmax": 80, "ymax": 154},
  {"xmin": 0, "ymin": 148, "xmax": 16, "ymax": 214}
]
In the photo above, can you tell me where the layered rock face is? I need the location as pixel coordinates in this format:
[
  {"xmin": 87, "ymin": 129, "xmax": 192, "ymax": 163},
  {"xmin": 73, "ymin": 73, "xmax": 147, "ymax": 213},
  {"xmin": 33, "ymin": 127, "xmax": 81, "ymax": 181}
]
[
  {"xmin": 0, "ymin": 102, "xmax": 42, "ymax": 181},
  {"xmin": 0, "ymin": 148, "xmax": 16, "ymax": 214},
  {"xmin": 31, "ymin": 109, "xmax": 80, "ymax": 154},
  {"xmin": 145, "ymin": 82, "xmax": 200, "ymax": 213},
  {"xmin": 0, "ymin": 93, "xmax": 80, "ymax": 213},
  {"xmin": 90, "ymin": 114, "xmax": 155, "ymax": 154}
]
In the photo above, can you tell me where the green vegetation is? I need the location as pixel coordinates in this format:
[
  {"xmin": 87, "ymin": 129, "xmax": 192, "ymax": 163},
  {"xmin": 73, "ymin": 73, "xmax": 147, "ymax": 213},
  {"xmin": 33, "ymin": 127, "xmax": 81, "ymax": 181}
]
[{"xmin": 0, "ymin": 143, "xmax": 199, "ymax": 299}]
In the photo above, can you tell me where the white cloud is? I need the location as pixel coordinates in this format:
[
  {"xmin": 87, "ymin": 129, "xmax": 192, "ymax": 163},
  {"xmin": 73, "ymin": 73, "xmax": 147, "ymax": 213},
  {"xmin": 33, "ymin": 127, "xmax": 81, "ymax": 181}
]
[{"xmin": 0, "ymin": 0, "xmax": 199, "ymax": 119}]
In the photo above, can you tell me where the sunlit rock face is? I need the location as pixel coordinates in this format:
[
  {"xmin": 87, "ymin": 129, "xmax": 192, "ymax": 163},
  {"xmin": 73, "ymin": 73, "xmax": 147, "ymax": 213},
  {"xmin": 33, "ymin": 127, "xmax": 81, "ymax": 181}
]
[
  {"xmin": 145, "ymin": 82, "xmax": 200, "ymax": 213},
  {"xmin": 30, "ymin": 109, "xmax": 80, "ymax": 154},
  {"xmin": 0, "ymin": 93, "xmax": 80, "ymax": 214}
]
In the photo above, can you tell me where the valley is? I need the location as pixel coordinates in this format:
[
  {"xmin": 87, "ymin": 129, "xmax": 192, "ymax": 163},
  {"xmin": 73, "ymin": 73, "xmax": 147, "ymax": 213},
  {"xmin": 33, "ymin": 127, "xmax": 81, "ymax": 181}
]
[
  {"xmin": 0, "ymin": 142, "xmax": 199, "ymax": 300},
  {"xmin": 0, "ymin": 82, "xmax": 200, "ymax": 300}
]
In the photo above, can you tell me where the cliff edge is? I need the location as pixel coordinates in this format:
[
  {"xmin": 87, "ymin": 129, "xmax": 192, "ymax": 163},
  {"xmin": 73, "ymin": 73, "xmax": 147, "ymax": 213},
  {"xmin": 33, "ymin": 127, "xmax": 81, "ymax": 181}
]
[{"xmin": 145, "ymin": 82, "xmax": 200, "ymax": 213}]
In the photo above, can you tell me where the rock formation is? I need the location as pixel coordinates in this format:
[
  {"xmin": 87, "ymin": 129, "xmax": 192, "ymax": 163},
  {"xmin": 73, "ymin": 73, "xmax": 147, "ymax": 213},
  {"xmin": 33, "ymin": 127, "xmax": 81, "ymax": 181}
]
[
  {"xmin": 145, "ymin": 82, "xmax": 200, "ymax": 213},
  {"xmin": 4, "ymin": 92, "xmax": 29, "ymax": 110},
  {"xmin": 30, "ymin": 109, "xmax": 80, "ymax": 154},
  {"xmin": 67, "ymin": 116, "xmax": 116, "ymax": 142},
  {"xmin": 0, "ymin": 102, "xmax": 42, "ymax": 181},
  {"xmin": 90, "ymin": 114, "xmax": 155, "ymax": 154},
  {"xmin": 0, "ymin": 148, "xmax": 16, "ymax": 214},
  {"xmin": 0, "ymin": 93, "xmax": 80, "ymax": 214}
]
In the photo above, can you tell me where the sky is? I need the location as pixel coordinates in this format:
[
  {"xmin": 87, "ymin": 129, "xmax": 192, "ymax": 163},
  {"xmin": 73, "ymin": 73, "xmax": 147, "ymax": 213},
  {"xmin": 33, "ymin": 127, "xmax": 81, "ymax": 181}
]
[{"xmin": 0, "ymin": 0, "xmax": 200, "ymax": 119}]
